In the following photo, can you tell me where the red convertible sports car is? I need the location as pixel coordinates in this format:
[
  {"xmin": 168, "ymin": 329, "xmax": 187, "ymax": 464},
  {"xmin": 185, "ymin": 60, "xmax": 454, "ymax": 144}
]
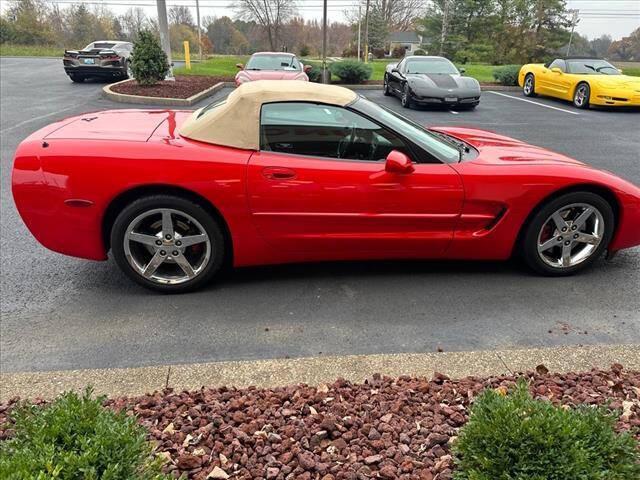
[{"xmin": 12, "ymin": 81, "xmax": 640, "ymax": 292}]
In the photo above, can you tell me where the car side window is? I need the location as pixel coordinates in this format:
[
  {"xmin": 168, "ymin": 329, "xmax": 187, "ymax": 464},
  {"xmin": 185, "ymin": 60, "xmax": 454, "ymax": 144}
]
[
  {"xmin": 260, "ymin": 102, "xmax": 411, "ymax": 162},
  {"xmin": 548, "ymin": 59, "xmax": 566, "ymax": 72}
]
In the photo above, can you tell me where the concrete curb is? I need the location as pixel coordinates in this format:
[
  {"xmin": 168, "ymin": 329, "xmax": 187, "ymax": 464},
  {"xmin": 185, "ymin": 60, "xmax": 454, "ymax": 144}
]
[
  {"xmin": 102, "ymin": 80, "xmax": 233, "ymax": 106},
  {"xmin": 1, "ymin": 345, "xmax": 637, "ymax": 401}
]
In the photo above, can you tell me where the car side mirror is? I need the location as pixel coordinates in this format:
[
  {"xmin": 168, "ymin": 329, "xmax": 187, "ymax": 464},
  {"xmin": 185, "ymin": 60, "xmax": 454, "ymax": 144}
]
[
  {"xmin": 459, "ymin": 67, "xmax": 466, "ymax": 74},
  {"xmin": 551, "ymin": 67, "xmax": 563, "ymax": 74},
  {"xmin": 303, "ymin": 65, "xmax": 312, "ymax": 73},
  {"xmin": 391, "ymin": 67, "xmax": 400, "ymax": 74},
  {"xmin": 236, "ymin": 63, "xmax": 244, "ymax": 69},
  {"xmin": 385, "ymin": 150, "xmax": 414, "ymax": 174}
]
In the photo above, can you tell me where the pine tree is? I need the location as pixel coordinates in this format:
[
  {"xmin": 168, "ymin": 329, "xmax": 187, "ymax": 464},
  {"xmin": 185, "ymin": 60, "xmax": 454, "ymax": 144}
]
[{"xmin": 130, "ymin": 29, "xmax": 170, "ymax": 86}]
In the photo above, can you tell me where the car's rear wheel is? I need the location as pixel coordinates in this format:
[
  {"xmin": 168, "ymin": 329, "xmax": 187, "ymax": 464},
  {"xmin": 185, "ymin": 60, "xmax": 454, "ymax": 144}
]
[
  {"xmin": 573, "ymin": 83, "xmax": 591, "ymax": 109},
  {"xmin": 383, "ymin": 74, "xmax": 391, "ymax": 96},
  {"xmin": 401, "ymin": 83, "xmax": 413, "ymax": 109},
  {"xmin": 523, "ymin": 73, "xmax": 536, "ymax": 97},
  {"xmin": 69, "ymin": 74, "xmax": 85, "ymax": 83},
  {"xmin": 111, "ymin": 195, "xmax": 225, "ymax": 293},
  {"xmin": 522, "ymin": 192, "xmax": 614, "ymax": 276}
]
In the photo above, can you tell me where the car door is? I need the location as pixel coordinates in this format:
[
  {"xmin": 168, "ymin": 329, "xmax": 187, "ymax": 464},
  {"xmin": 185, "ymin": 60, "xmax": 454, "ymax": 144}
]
[
  {"xmin": 545, "ymin": 59, "xmax": 572, "ymax": 97},
  {"xmin": 247, "ymin": 101, "xmax": 464, "ymax": 258}
]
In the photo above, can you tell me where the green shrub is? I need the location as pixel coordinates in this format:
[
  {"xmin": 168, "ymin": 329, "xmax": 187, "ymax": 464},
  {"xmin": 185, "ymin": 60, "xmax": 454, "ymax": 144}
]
[
  {"xmin": 492, "ymin": 64, "xmax": 522, "ymax": 85},
  {"xmin": 299, "ymin": 44, "xmax": 310, "ymax": 57},
  {"xmin": 0, "ymin": 388, "xmax": 170, "ymax": 480},
  {"xmin": 453, "ymin": 380, "xmax": 640, "ymax": 480},
  {"xmin": 329, "ymin": 60, "xmax": 372, "ymax": 84},
  {"xmin": 130, "ymin": 29, "xmax": 170, "ymax": 86},
  {"xmin": 413, "ymin": 49, "xmax": 427, "ymax": 56}
]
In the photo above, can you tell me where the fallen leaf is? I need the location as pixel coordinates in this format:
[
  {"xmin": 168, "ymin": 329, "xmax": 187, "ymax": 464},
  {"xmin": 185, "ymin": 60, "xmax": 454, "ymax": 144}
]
[
  {"xmin": 207, "ymin": 466, "xmax": 230, "ymax": 479},
  {"xmin": 535, "ymin": 364, "xmax": 549, "ymax": 375},
  {"xmin": 162, "ymin": 422, "xmax": 175, "ymax": 434}
]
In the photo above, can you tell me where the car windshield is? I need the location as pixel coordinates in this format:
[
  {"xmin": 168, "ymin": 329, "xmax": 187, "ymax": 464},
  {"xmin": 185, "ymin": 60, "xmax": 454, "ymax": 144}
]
[
  {"xmin": 406, "ymin": 59, "xmax": 458, "ymax": 75},
  {"xmin": 246, "ymin": 55, "xmax": 300, "ymax": 71},
  {"xmin": 351, "ymin": 97, "xmax": 460, "ymax": 163},
  {"xmin": 85, "ymin": 42, "xmax": 116, "ymax": 50},
  {"xmin": 566, "ymin": 59, "xmax": 620, "ymax": 75}
]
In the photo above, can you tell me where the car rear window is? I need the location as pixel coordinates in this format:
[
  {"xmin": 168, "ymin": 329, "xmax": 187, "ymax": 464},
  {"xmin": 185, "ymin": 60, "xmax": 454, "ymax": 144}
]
[{"xmin": 93, "ymin": 42, "xmax": 116, "ymax": 49}]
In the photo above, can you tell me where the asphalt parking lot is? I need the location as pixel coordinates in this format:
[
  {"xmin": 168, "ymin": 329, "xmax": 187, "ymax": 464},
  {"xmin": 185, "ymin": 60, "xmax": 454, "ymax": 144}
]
[{"xmin": 1, "ymin": 58, "xmax": 639, "ymax": 374}]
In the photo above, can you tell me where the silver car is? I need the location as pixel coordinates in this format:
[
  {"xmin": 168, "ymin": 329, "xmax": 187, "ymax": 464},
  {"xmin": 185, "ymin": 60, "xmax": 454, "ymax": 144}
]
[
  {"xmin": 63, "ymin": 40, "xmax": 133, "ymax": 83},
  {"xmin": 384, "ymin": 56, "xmax": 481, "ymax": 109}
]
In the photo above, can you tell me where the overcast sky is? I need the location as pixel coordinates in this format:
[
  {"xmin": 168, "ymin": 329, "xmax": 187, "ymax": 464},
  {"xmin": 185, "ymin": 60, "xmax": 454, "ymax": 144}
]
[{"xmin": 3, "ymin": 0, "xmax": 639, "ymax": 40}]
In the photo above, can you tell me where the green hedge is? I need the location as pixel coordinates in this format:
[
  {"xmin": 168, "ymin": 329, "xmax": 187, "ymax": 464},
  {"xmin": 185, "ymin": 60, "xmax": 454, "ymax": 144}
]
[
  {"xmin": 453, "ymin": 380, "xmax": 640, "ymax": 480},
  {"xmin": 0, "ymin": 388, "xmax": 170, "ymax": 479},
  {"xmin": 329, "ymin": 60, "xmax": 372, "ymax": 84},
  {"xmin": 492, "ymin": 64, "xmax": 522, "ymax": 85},
  {"xmin": 130, "ymin": 29, "xmax": 170, "ymax": 86}
]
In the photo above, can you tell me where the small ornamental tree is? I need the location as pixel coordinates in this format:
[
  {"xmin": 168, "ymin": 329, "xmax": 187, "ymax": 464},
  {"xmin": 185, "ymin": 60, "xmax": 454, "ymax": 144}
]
[{"xmin": 130, "ymin": 29, "xmax": 170, "ymax": 86}]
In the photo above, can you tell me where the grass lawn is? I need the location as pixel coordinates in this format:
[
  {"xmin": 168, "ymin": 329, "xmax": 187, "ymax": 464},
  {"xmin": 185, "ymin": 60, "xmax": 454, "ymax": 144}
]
[
  {"xmin": 0, "ymin": 44, "xmax": 64, "ymax": 57},
  {"xmin": 176, "ymin": 56, "xmax": 502, "ymax": 83}
]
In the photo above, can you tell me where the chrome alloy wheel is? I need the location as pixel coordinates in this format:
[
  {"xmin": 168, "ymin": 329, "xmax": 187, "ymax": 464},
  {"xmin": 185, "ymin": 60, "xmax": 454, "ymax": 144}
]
[
  {"xmin": 574, "ymin": 84, "xmax": 588, "ymax": 107},
  {"xmin": 123, "ymin": 208, "xmax": 211, "ymax": 285},
  {"xmin": 523, "ymin": 76, "xmax": 534, "ymax": 95},
  {"xmin": 536, "ymin": 203, "xmax": 605, "ymax": 269}
]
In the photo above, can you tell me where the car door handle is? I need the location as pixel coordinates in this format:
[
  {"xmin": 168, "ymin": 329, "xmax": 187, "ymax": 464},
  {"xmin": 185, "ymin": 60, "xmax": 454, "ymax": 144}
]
[{"xmin": 262, "ymin": 167, "xmax": 297, "ymax": 180}]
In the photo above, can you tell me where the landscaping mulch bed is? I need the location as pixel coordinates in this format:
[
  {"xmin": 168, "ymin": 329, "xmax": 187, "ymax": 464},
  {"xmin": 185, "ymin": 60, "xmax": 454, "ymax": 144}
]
[
  {"xmin": 111, "ymin": 75, "xmax": 233, "ymax": 99},
  {"xmin": 1, "ymin": 365, "xmax": 639, "ymax": 479}
]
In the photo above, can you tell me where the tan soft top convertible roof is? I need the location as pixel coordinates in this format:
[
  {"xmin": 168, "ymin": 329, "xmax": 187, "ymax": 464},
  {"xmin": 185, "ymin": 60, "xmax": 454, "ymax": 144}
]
[{"xmin": 179, "ymin": 80, "xmax": 358, "ymax": 150}]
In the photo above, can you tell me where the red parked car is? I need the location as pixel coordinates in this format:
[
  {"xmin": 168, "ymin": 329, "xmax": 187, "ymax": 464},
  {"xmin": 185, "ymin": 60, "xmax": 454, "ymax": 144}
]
[
  {"xmin": 235, "ymin": 52, "xmax": 311, "ymax": 85},
  {"xmin": 12, "ymin": 81, "xmax": 640, "ymax": 292}
]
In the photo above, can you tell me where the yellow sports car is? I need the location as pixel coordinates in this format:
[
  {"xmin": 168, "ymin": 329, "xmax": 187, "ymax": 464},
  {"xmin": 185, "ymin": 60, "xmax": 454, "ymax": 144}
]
[{"xmin": 518, "ymin": 57, "xmax": 640, "ymax": 109}]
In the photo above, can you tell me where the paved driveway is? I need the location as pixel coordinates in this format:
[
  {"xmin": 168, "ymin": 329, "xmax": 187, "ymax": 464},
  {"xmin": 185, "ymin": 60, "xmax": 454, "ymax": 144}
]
[{"xmin": 1, "ymin": 58, "xmax": 638, "ymax": 373}]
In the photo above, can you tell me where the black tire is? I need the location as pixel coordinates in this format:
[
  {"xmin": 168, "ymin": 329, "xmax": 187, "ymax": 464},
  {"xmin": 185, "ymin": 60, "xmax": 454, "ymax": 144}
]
[
  {"xmin": 69, "ymin": 74, "xmax": 85, "ymax": 83},
  {"xmin": 523, "ymin": 73, "xmax": 536, "ymax": 97},
  {"xmin": 401, "ymin": 83, "xmax": 413, "ymax": 109},
  {"xmin": 521, "ymin": 192, "xmax": 614, "ymax": 276},
  {"xmin": 573, "ymin": 82, "xmax": 591, "ymax": 109},
  {"xmin": 110, "ymin": 195, "xmax": 226, "ymax": 293},
  {"xmin": 383, "ymin": 74, "xmax": 391, "ymax": 96}
]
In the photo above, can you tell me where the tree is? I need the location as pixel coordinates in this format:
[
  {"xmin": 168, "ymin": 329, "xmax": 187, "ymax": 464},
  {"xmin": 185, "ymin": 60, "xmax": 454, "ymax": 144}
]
[
  {"xmin": 608, "ymin": 28, "xmax": 639, "ymax": 61},
  {"xmin": 346, "ymin": 0, "xmax": 424, "ymax": 32},
  {"xmin": 233, "ymin": 0, "xmax": 297, "ymax": 50},
  {"xmin": 367, "ymin": 7, "xmax": 389, "ymax": 50},
  {"xmin": 169, "ymin": 6, "xmax": 194, "ymax": 27},
  {"xmin": 130, "ymin": 29, "xmax": 169, "ymax": 85},
  {"xmin": 3, "ymin": 0, "xmax": 54, "ymax": 45},
  {"xmin": 120, "ymin": 7, "xmax": 148, "ymax": 41}
]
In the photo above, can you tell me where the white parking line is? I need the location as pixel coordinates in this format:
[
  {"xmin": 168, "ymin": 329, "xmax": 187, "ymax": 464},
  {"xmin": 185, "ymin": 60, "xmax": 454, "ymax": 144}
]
[{"xmin": 487, "ymin": 91, "xmax": 580, "ymax": 115}]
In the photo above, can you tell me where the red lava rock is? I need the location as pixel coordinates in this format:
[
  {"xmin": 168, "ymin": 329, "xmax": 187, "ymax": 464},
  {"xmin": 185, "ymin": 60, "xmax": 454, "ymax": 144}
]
[
  {"xmin": 2, "ymin": 367, "xmax": 638, "ymax": 479},
  {"xmin": 111, "ymin": 75, "xmax": 232, "ymax": 99}
]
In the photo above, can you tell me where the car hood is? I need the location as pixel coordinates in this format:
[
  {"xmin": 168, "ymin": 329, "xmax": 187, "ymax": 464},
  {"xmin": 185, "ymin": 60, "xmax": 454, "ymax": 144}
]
[
  {"xmin": 407, "ymin": 73, "xmax": 479, "ymax": 90},
  {"xmin": 236, "ymin": 70, "xmax": 307, "ymax": 82},
  {"xmin": 592, "ymin": 75, "xmax": 640, "ymax": 89},
  {"xmin": 431, "ymin": 127, "xmax": 586, "ymax": 166}
]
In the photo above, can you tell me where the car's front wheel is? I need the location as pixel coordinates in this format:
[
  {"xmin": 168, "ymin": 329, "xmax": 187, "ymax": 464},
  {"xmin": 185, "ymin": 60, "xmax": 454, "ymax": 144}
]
[
  {"xmin": 523, "ymin": 73, "xmax": 536, "ymax": 97},
  {"xmin": 522, "ymin": 192, "xmax": 614, "ymax": 276},
  {"xmin": 383, "ymin": 74, "xmax": 391, "ymax": 96},
  {"xmin": 573, "ymin": 83, "xmax": 591, "ymax": 109},
  {"xmin": 401, "ymin": 83, "xmax": 413, "ymax": 109},
  {"xmin": 111, "ymin": 195, "xmax": 225, "ymax": 293}
]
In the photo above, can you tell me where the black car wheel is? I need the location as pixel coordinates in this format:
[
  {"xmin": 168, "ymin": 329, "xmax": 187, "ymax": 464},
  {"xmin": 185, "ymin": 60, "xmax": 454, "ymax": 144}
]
[
  {"xmin": 69, "ymin": 74, "xmax": 85, "ymax": 83},
  {"xmin": 111, "ymin": 195, "xmax": 226, "ymax": 293},
  {"xmin": 521, "ymin": 192, "xmax": 614, "ymax": 276},
  {"xmin": 401, "ymin": 83, "xmax": 413, "ymax": 109},
  {"xmin": 523, "ymin": 73, "xmax": 536, "ymax": 97},
  {"xmin": 573, "ymin": 83, "xmax": 591, "ymax": 109},
  {"xmin": 383, "ymin": 74, "xmax": 391, "ymax": 96}
]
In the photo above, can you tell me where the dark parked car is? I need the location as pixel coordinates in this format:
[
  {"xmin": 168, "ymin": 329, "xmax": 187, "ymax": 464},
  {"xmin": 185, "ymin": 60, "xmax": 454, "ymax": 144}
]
[
  {"xmin": 63, "ymin": 40, "xmax": 133, "ymax": 83},
  {"xmin": 384, "ymin": 56, "xmax": 481, "ymax": 109}
]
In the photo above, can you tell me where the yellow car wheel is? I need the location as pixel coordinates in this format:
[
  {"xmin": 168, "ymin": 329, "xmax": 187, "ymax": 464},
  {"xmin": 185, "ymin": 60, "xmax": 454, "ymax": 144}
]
[
  {"xmin": 523, "ymin": 73, "xmax": 537, "ymax": 97},
  {"xmin": 573, "ymin": 83, "xmax": 591, "ymax": 109}
]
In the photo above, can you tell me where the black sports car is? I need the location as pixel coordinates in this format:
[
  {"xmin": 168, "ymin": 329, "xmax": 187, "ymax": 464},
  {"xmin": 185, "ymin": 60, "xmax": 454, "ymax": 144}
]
[
  {"xmin": 384, "ymin": 56, "xmax": 481, "ymax": 109},
  {"xmin": 63, "ymin": 40, "xmax": 133, "ymax": 83}
]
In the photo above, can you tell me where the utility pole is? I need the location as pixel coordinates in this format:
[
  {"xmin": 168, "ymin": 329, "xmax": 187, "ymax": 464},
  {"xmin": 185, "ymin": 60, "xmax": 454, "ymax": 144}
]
[
  {"xmin": 566, "ymin": 9, "xmax": 580, "ymax": 56},
  {"xmin": 439, "ymin": 0, "xmax": 449, "ymax": 56},
  {"xmin": 357, "ymin": 1, "xmax": 362, "ymax": 61},
  {"xmin": 195, "ymin": 0, "xmax": 202, "ymax": 61},
  {"xmin": 322, "ymin": 0, "xmax": 329, "ymax": 83},
  {"xmin": 364, "ymin": 0, "xmax": 370, "ymax": 63},
  {"xmin": 156, "ymin": 0, "xmax": 174, "ymax": 80}
]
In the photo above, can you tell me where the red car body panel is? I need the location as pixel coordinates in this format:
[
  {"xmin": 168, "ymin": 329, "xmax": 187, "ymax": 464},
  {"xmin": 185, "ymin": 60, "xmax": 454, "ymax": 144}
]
[{"xmin": 12, "ymin": 110, "xmax": 640, "ymax": 269}]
